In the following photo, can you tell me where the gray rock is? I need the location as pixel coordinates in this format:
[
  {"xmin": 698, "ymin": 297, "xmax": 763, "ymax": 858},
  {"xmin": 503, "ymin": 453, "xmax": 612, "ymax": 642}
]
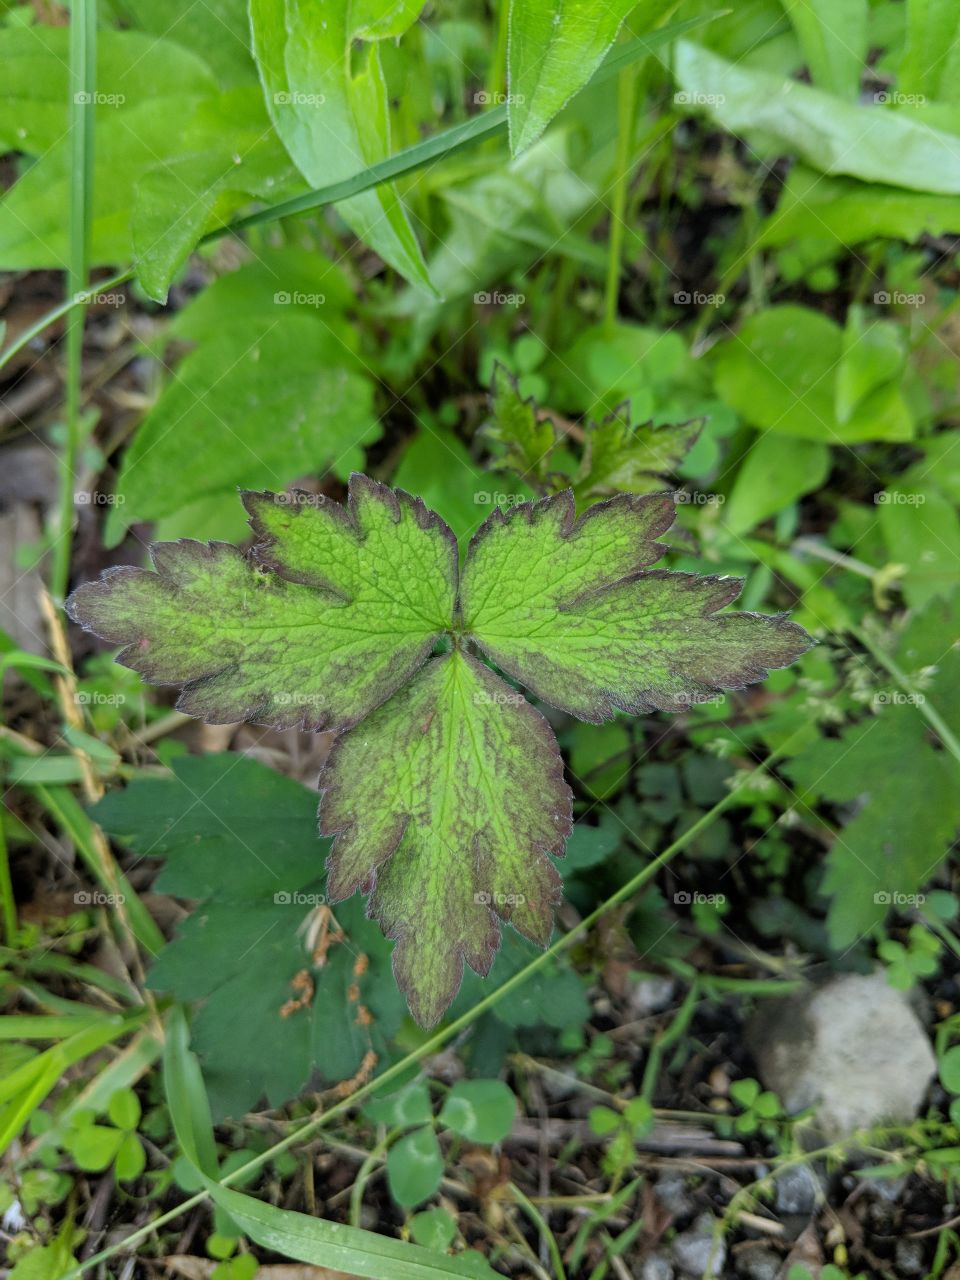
[
  {"xmin": 630, "ymin": 975, "xmax": 677, "ymax": 1016},
  {"xmin": 736, "ymin": 1247, "xmax": 781, "ymax": 1280},
  {"xmin": 774, "ymin": 1163, "xmax": 820, "ymax": 1215},
  {"xmin": 895, "ymin": 1238, "xmax": 925, "ymax": 1276},
  {"xmin": 641, "ymin": 1258, "xmax": 674, "ymax": 1280},
  {"xmin": 672, "ymin": 1213, "xmax": 726, "ymax": 1277},
  {"xmin": 655, "ymin": 1173, "xmax": 694, "ymax": 1219},
  {"xmin": 750, "ymin": 971, "xmax": 936, "ymax": 1138}
]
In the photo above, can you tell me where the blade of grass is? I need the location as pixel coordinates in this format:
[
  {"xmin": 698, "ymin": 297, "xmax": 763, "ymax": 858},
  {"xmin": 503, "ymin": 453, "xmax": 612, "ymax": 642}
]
[
  {"xmin": 0, "ymin": 11, "xmax": 721, "ymax": 377},
  {"xmin": 32, "ymin": 784, "xmax": 164, "ymax": 956},
  {"xmin": 162, "ymin": 1008, "xmax": 500, "ymax": 1279},
  {"xmin": 50, "ymin": 0, "xmax": 97, "ymax": 604},
  {"xmin": 65, "ymin": 728, "xmax": 803, "ymax": 1279}
]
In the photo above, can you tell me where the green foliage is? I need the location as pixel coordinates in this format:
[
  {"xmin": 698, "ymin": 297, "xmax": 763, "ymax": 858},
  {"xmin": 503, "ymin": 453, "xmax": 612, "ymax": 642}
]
[
  {"xmin": 71, "ymin": 477, "xmax": 809, "ymax": 1025},
  {"xmin": 786, "ymin": 596, "xmax": 960, "ymax": 948},
  {"xmin": 507, "ymin": 0, "xmax": 638, "ymax": 153},
  {"xmin": 712, "ymin": 305, "xmax": 914, "ymax": 443},
  {"xmin": 92, "ymin": 754, "xmax": 406, "ymax": 1117},
  {"xmin": 588, "ymin": 1096, "xmax": 654, "ymax": 1177},
  {"xmin": 108, "ymin": 252, "xmax": 378, "ymax": 544},
  {"xmin": 60, "ymin": 1089, "xmax": 145, "ymax": 1182},
  {"xmin": 249, "ymin": 0, "xmax": 432, "ymax": 292},
  {"xmin": 721, "ymin": 1078, "xmax": 785, "ymax": 1139}
]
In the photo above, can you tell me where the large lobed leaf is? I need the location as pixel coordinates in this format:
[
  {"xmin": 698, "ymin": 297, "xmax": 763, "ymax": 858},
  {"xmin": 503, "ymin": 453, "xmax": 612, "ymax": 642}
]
[
  {"xmin": 322, "ymin": 650, "xmax": 572, "ymax": 1026},
  {"xmin": 70, "ymin": 476, "xmax": 811, "ymax": 1023},
  {"xmin": 70, "ymin": 477, "xmax": 455, "ymax": 733}
]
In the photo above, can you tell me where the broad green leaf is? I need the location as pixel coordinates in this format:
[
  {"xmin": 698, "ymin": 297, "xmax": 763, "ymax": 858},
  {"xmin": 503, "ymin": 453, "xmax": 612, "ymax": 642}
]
[
  {"xmin": 114, "ymin": 1133, "xmax": 146, "ymax": 1182},
  {"xmin": 878, "ymin": 486, "xmax": 960, "ymax": 608},
  {"xmin": 0, "ymin": 26, "xmax": 216, "ymax": 154},
  {"xmin": 836, "ymin": 308, "xmax": 906, "ymax": 424},
  {"xmin": 106, "ymin": 1088, "xmax": 140, "ymax": 1132},
  {"xmin": 674, "ymin": 39, "xmax": 960, "ymax": 193},
  {"xmin": 941, "ymin": 1045, "xmax": 960, "ymax": 1094},
  {"xmin": 760, "ymin": 167, "xmax": 960, "ymax": 250},
  {"xmin": 410, "ymin": 1209, "xmax": 457, "ymax": 1252},
  {"xmin": 507, "ymin": 0, "xmax": 672, "ymax": 154},
  {"xmin": 64, "ymin": 1124, "xmax": 124, "ymax": 1172},
  {"xmin": 132, "ymin": 88, "xmax": 299, "ymax": 301},
  {"xmin": 780, "ymin": 0, "xmax": 866, "ymax": 99},
  {"xmin": 364, "ymin": 1081, "xmax": 434, "ymax": 1128},
  {"xmin": 322, "ymin": 649, "xmax": 572, "ymax": 1027},
  {"xmin": 69, "ymin": 477, "xmax": 456, "ymax": 733},
  {"xmin": 485, "ymin": 363, "xmax": 555, "ymax": 485},
  {"xmin": 95, "ymin": 754, "xmax": 405, "ymax": 1118},
  {"xmin": 438, "ymin": 1080, "xmax": 516, "ymax": 1143},
  {"xmin": 898, "ymin": 0, "xmax": 960, "ymax": 103},
  {"xmin": 107, "ymin": 313, "xmax": 379, "ymax": 543},
  {"xmin": 116, "ymin": 0, "xmax": 257, "ymax": 86},
  {"xmin": 249, "ymin": 0, "xmax": 433, "ymax": 291},
  {"xmin": 725, "ymin": 434, "xmax": 830, "ymax": 535},
  {"xmin": 713, "ymin": 305, "xmax": 914, "ymax": 442},
  {"xmin": 460, "ymin": 492, "xmax": 812, "ymax": 723},
  {"xmin": 574, "ymin": 409, "xmax": 702, "ymax": 501},
  {"xmin": 386, "ymin": 1127, "xmax": 444, "ymax": 1207}
]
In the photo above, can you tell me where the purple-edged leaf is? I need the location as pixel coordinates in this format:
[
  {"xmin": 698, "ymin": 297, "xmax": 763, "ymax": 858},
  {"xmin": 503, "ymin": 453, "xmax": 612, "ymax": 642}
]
[
  {"xmin": 67, "ymin": 475, "xmax": 456, "ymax": 732},
  {"xmin": 460, "ymin": 491, "xmax": 813, "ymax": 722},
  {"xmin": 574, "ymin": 408, "xmax": 703, "ymax": 500},
  {"xmin": 321, "ymin": 649, "xmax": 572, "ymax": 1027}
]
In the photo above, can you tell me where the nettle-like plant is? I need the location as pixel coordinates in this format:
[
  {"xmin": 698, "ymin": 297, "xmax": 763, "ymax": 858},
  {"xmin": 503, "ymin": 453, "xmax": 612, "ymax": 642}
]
[{"xmin": 67, "ymin": 476, "xmax": 811, "ymax": 1025}]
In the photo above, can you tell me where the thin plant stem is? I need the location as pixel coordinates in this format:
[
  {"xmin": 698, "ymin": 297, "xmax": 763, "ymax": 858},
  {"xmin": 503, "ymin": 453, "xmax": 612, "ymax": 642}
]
[
  {"xmin": 853, "ymin": 623, "xmax": 960, "ymax": 766},
  {"xmin": 0, "ymin": 804, "xmax": 15, "ymax": 945},
  {"xmin": 52, "ymin": 0, "xmax": 97, "ymax": 604},
  {"xmin": 604, "ymin": 65, "xmax": 637, "ymax": 333}
]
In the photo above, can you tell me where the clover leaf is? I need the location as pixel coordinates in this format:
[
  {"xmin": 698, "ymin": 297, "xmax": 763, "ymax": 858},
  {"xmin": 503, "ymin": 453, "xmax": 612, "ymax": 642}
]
[{"xmin": 68, "ymin": 475, "xmax": 811, "ymax": 1025}]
